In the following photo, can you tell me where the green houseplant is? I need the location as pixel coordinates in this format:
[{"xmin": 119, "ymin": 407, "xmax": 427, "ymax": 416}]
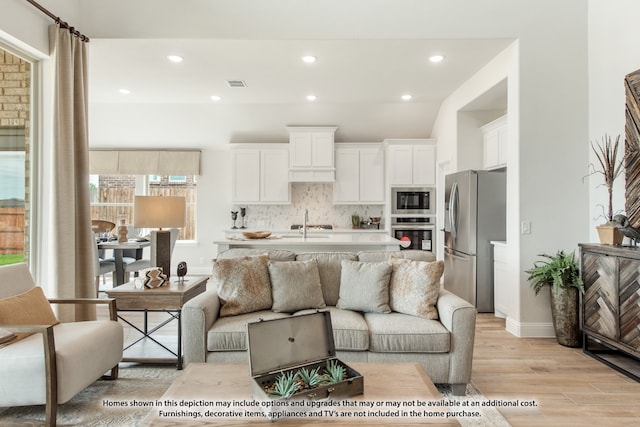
[
  {"xmin": 526, "ymin": 250, "xmax": 584, "ymax": 347},
  {"xmin": 591, "ymin": 134, "xmax": 624, "ymax": 245}
]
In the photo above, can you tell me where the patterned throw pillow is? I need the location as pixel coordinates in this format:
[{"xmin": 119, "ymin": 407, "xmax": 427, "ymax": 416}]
[
  {"xmin": 337, "ymin": 260, "xmax": 393, "ymax": 313},
  {"xmin": 389, "ymin": 257, "xmax": 444, "ymax": 319},
  {"xmin": 213, "ymin": 255, "xmax": 272, "ymax": 317},
  {"xmin": 268, "ymin": 259, "xmax": 326, "ymax": 313}
]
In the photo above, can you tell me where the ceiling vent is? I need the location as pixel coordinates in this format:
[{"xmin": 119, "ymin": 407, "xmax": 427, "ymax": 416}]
[{"xmin": 226, "ymin": 80, "xmax": 247, "ymax": 88}]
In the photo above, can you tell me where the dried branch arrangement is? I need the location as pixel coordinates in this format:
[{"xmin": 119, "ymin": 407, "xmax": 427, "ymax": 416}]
[{"xmin": 591, "ymin": 134, "xmax": 624, "ymax": 222}]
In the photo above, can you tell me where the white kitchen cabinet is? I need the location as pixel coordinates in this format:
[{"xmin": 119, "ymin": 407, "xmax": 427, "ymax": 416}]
[
  {"xmin": 492, "ymin": 241, "xmax": 509, "ymax": 318},
  {"xmin": 385, "ymin": 140, "xmax": 436, "ymax": 186},
  {"xmin": 287, "ymin": 126, "xmax": 338, "ymax": 182},
  {"xmin": 333, "ymin": 144, "xmax": 385, "ymax": 204},
  {"xmin": 482, "ymin": 115, "xmax": 507, "ymax": 170},
  {"xmin": 231, "ymin": 144, "xmax": 290, "ymax": 204}
]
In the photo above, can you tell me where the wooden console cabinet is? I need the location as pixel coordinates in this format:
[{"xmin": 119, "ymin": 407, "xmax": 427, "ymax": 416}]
[{"xmin": 579, "ymin": 244, "xmax": 640, "ymax": 381}]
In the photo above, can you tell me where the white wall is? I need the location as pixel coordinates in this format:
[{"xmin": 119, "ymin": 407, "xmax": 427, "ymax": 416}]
[
  {"xmin": 1, "ymin": 0, "xmax": 614, "ymax": 303},
  {"xmin": 433, "ymin": 3, "xmax": 591, "ymax": 335},
  {"xmin": 588, "ymin": 0, "xmax": 640, "ymax": 237}
]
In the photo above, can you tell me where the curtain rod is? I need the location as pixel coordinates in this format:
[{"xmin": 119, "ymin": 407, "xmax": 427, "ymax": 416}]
[{"xmin": 25, "ymin": 0, "xmax": 89, "ymax": 42}]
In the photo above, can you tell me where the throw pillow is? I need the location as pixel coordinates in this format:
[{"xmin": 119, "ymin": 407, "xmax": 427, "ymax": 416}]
[
  {"xmin": 268, "ymin": 259, "xmax": 326, "ymax": 313},
  {"xmin": 337, "ymin": 260, "xmax": 392, "ymax": 313},
  {"xmin": 0, "ymin": 287, "xmax": 59, "ymax": 344},
  {"xmin": 213, "ymin": 255, "xmax": 272, "ymax": 317},
  {"xmin": 389, "ymin": 257, "xmax": 444, "ymax": 319}
]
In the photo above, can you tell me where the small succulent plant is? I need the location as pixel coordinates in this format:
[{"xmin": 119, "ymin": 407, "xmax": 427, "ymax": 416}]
[
  {"xmin": 269, "ymin": 371, "xmax": 300, "ymax": 399},
  {"xmin": 325, "ymin": 360, "xmax": 346, "ymax": 384},
  {"xmin": 296, "ymin": 366, "xmax": 325, "ymax": 388}
]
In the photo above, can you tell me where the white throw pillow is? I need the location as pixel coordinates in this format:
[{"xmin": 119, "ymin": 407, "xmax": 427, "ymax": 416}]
[
  {"xmin": 268, "ymin": 259, "xmax": 326, "ymax": 313},
  {"xmin": 337, "ymin": 260, "xmax": 392, "ymax": 313}
]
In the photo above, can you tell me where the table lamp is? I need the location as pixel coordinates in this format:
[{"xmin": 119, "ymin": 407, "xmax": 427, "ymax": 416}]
[{"xmin": 134, "ymin": 196, "xmax": 186, "ymax": 277}]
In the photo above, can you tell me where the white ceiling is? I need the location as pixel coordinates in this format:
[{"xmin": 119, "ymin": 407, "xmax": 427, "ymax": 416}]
[
  {"xmin": 89, "ymin": 38, "xmax": 510, "ymax": 105},
  {"xmin": 79, "ymin": 0, "xmax": 513, "ymax": 144}
]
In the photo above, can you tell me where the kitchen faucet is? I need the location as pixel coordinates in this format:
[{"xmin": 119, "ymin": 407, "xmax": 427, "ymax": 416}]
[{"xmin": 302, "ymin": 208, "xmax": 308, "ymax": 239}]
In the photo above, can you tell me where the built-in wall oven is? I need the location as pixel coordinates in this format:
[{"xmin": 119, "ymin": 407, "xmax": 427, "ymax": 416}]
[
  {"xmin": 391, "ymin": 217, "xmax": 435, "ymax": 252},
  {"xmin": 391, "ymin": 187, "xmax": 435, "ymax": 215}
]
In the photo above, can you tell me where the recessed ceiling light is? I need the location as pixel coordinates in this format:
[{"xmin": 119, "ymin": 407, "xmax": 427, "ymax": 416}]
[
  {"xmin": 401, "ymin": 94, "xmax": 412, "ymax": 101},
  {"xmin": 306, "ymin": 95, "xmax": 317, "ymax": 101},
  {"xmin": 119, "ymin": 89, "xmax": 130, "ymax": 95},
  {"xmin": 167, "ymin": 55, "xmax": 183, "ymax": 63},
  {"xmin": 429, "ymin": 55, "xmax": 445, "ymax": 63},
  {"xmin": 302, "ymin": 55, "xmax": 317, "ymax": 64},
  {"xmin": 210, "ymin": 95, "xmax": 221, "ymax": 101}
]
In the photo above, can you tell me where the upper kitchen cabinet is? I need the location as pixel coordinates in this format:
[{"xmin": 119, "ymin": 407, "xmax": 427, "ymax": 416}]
[
  {"xmin": 385, "ymin": 139, "xmax": 436, "ymax": 186},
  {"xmin": 333, "ymin": 143, "xmax": 385, "ymax": 204},
  {"xmin": 481, "ymin": 115, "xmax": 507, "ymax": 170},
  {"xmin": 287, "ymin": 126, "xmax": 338, "ymax": 182},
  {"xmin": 231, "ymin": 144, "xmax": 290, "ymax": 204}
]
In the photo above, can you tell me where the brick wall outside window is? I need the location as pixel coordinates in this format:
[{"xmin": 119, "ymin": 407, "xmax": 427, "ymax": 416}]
[{"xmin": 0, "ymin": 48, "xmax": 30, "ymax": 261}]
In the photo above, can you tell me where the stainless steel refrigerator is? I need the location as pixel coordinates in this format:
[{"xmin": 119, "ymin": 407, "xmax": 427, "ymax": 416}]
[{"xmin": 443, "ymin": 170, "xmax": 506, "ymax": 312}]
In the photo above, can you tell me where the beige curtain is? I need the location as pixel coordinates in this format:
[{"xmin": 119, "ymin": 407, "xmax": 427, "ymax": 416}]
[{"xmin": 49, "ymin": 24, "xmax": 94, "ymax": 321}]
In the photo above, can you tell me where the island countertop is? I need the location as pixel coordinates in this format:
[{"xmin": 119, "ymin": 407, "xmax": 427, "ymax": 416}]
[{"xmin": 214, "ymin": 233, "xmax": 401, "ymax": 253}]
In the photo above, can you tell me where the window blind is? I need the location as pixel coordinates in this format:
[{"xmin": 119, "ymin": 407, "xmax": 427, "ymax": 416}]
[{"xmin": 89, "ymin": 150, "xmax": 201, "ymax": 175}]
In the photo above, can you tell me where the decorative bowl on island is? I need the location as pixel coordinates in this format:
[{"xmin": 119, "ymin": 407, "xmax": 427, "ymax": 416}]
[{"xmin": 242, "ymin": 231, "xmax": 272, "ymax": 239}]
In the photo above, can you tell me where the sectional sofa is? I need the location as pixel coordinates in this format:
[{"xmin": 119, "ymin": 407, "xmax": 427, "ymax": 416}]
[{"xmin": 182, "ymin": 249, "xmax": 476, "ymax": 395}]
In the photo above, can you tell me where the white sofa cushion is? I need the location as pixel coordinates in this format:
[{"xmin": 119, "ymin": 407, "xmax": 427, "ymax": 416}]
[
  {"xmin": 0, "ymin": 320, "xmax": 123, "ymax": 405},
  {"xmin": 207, "ymin": 310, "xmax": 291, "ymax": 351},
  {"xmin": 364, "ymin": 312, "xmax": 450, "ymax": 353},
  {"xmin": 295, "ymin": 307, "xmax": 369, "ymax": 351}
]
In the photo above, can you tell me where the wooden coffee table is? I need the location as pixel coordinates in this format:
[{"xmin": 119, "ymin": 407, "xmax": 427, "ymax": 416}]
[
  {"xmin": 106, "ymin": 276, "xmax": 208, "ymax": 370},
  {"xmin": 142, "ymin": 363, "xmax": 458, "ymax": 426}
]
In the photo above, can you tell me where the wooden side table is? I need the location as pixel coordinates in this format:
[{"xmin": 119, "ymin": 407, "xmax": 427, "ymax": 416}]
[{"xmin": 106, "ymin": 276, "xmax": 208, "ymax": 369}]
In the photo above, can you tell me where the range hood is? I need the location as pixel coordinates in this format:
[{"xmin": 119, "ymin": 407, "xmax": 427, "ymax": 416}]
[
  {"xmin": 288, "ymin": 168, "xmax": 335, "ymax": 182},
  {"xmin": 287, "ymin": 126, "xmax": 338, "ymax": 182}
]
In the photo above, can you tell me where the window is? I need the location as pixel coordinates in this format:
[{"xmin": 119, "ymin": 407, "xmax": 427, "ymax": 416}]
[
  {"xmin": 0, "ymin": 48, "xmax": 32, "ymax": 266},
  {"xmin": 90, "ymin": 174, "xmax": 197, "ymax": 241}
]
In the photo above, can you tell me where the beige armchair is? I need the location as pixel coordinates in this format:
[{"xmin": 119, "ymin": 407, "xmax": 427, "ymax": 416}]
[{"xmin": 0, "ymin": 263, "xmax": 123, "ymax": 427}]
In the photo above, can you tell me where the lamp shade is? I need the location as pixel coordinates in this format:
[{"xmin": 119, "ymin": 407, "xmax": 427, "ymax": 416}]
[{"xmin": 134, "ymin": 196, "xmax": 186, "ymax": 229}]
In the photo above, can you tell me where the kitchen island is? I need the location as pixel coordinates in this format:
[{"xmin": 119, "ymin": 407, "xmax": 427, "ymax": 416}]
[{"xmin": 214, "ymin": 232, "xmax": 401, "ymax": 253}]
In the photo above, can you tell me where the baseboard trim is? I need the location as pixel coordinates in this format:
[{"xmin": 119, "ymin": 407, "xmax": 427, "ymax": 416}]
[{"xmin": 505, "ymin": 317, "xmax": 555, "ymax": 338}]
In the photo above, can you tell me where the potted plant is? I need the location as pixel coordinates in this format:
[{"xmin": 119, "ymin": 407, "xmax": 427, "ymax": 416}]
[
  {"xmin": 525, "ymin": 250, "xmax": 584, "ymax": 347},
  {"xmin": 591, "ymin": 134, "xmax": 624, "ymax": 244}
]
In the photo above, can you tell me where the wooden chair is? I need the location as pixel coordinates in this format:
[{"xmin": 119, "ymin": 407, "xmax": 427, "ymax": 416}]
[
  {"xmin": 0, "ymin": 263, "xmax": 123, "ymax": 427},
  {"xmin": 91, "ymin": 219, "xmax": 115, "ymax": 235}
]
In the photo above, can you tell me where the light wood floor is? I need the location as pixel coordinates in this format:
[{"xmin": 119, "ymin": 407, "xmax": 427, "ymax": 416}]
[
  {"xmin": 473, "ymin": 315, "xmax": 640, "ymax": 426},
  {"xmin": 97, "ymin": 303, "xmax": 640, "ymax": 426}
]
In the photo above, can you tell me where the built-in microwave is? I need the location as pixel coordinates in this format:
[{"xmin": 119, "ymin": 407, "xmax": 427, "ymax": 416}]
[{"xmin": 391, "ymin": 187, "xmax": 435, "ymax": 215}]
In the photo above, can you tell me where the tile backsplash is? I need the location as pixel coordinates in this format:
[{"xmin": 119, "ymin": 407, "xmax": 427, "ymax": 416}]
[{"xmin": 232, "ymin": 183, "xmax": 384, "ymax": 230}]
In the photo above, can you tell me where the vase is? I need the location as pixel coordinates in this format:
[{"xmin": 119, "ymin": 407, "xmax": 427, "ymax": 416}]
[
  {"xmin": 117, "ymin": 219, "xmax": 128, "ymax": 243},
  {"xmin": 596, "ymin": 224, "xmax": 623, "ymax": 245},
  {"xmin": 549, "ymin": 286, "xmax": 581, "ymax": 347}
]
